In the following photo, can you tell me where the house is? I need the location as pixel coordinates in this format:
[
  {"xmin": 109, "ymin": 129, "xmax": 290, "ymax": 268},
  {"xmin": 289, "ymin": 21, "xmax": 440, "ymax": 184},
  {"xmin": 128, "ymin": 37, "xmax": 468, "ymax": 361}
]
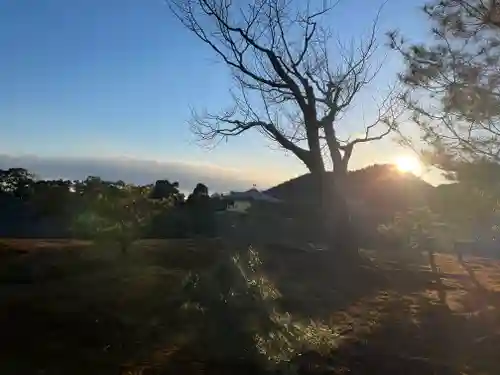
[{"xmin": 218, "ymin": 188, "xmax": 282, "ymax": 214}]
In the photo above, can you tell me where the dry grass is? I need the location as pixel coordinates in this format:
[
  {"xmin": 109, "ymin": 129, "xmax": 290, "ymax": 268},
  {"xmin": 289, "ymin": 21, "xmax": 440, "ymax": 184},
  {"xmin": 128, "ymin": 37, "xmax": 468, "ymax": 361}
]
[{"xmin": 1, "ymin": 239, "xmax": 500, "ymax": 374}]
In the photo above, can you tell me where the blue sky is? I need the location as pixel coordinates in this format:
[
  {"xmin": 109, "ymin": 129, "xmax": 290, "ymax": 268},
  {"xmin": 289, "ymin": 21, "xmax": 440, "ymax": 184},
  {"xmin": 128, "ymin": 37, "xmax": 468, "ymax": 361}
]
[{"xmin": 0, "ymin": 0, "xmax": 432, "ymax": 190}]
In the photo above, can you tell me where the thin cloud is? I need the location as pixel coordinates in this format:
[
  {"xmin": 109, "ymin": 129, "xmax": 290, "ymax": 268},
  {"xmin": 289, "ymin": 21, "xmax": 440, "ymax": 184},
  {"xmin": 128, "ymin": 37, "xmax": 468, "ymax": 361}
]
[{"xmin": 0, "ymin": 154, "xmax": 278, "ymax": 193}]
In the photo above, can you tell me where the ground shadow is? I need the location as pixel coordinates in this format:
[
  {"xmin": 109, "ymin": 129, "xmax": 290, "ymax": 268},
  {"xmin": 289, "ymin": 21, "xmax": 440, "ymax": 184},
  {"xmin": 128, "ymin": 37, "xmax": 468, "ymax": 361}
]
[
  {"xmin": 123, "ymin": 244, "xmax": 500, "ymax": 375},
  {"xmin": 311, "ymin": 297, "xmax": 465, "ymax": 374},
  {"xmin": 457, "ymin": 255, "xmax": 500, "ymax": 318},
  {"xmin": 2, "ymin": 240, "xmax": 500, "ymax": 375},
  {"xmin": 0, "ymin": 242, "xmax": 193, "ymax": 375},
  {"xmin": 278, "ymin": 275, "xmax": 500, "ymax": 375},
  {"xmin": 123, "ymin": 246, "xmax": 286, "ymax": 375},
  {"xmin": 459, "ymin": 256, "xmax": 500, "ymax": 296},
  {"xmin": 427, "ymin": 249, "xmax": 447, "ymax": 305},
  {"xmin": 256, "ymin": 244, "xmax": 389, "ymax": 321}
]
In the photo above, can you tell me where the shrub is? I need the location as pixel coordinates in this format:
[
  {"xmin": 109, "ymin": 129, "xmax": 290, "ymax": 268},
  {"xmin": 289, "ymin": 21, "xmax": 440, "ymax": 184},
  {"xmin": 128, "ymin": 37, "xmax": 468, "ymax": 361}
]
[{"xmin": 378, "ymin": 206, "xmax": 452, "ymax": 251}]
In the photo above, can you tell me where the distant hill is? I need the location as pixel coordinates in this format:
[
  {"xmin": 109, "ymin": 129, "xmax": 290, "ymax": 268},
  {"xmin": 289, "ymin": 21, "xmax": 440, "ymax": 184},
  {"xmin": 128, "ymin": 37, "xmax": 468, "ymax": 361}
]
[{"xmin": 266, "ymin": 164, "xmax": 434, "ymax": 219}]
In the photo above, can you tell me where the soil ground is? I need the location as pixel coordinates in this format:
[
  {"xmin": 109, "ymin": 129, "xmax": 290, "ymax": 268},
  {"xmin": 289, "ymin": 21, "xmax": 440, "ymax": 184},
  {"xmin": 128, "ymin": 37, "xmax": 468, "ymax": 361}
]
[{"xmin": 1, "ymin": 238, "xmax": 500, "ymax": 374}]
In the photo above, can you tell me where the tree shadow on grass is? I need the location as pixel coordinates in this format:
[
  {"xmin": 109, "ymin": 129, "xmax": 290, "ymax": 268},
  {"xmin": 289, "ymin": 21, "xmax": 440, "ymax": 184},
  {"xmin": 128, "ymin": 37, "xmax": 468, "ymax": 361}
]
[
  {"xmin": 459, "ymin": 256, "xmax": 500, "ymax": 296},
  {"xmin": 253, "ymin": 246, "xmax": 500, "ymax": 375},
  {"xmin": 255, "ymin": 244, "xmax": 390, "ymax": 321},
  {"xmin": 4, "ymin": 240, "xmax": 500, "ymax": 375},
  {"xmin": 0, "ymin": 243, "xmax": 194, "ymax": 375},
  {"xmin": 320, "ymin": 296, "xmax": 464, "ymax": 374},
  {"xmin": 425, "ymin": 249, "xmax": 448, "ymax": 304},
  {"xmin": 331, "ymin": 289, "xmax": 500, "ymax": 375},
  {"xmin": 147, "ymin": 245, "xmax": 500, "ymax": 375},
  {"xmin": 123, "ymin": 245, "xmax": 434, "ymax": 374},
  {"xmin": 317, "ymin": 251, "xmax": 500, "ymax": 375},
  {"xmin": 126, "ymin": 246, "xmax": 349, "ymax": 374}
]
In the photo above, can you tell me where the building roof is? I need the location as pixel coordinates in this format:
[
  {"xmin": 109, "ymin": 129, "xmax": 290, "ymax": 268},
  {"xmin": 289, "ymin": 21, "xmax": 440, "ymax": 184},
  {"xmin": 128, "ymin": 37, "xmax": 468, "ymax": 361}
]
[{"xmin": 224, "ymin": 188, "xmax": 282, "ymax": 203}]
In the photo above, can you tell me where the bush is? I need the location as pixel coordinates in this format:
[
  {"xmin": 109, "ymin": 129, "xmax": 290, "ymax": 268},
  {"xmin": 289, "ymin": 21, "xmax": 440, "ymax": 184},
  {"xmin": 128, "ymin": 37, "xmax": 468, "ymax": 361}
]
[{"xmin": 378, "ymin": 206, "xmax": 452, "ymax": 251}]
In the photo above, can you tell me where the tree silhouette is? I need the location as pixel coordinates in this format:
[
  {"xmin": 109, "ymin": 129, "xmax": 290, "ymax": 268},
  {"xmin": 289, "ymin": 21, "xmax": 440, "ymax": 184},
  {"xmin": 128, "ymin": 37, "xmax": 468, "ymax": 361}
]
[
  {"xmin": 390, "ymin": 0, "xmax": 500, "ymax": 163},
  {"xmin": 188, "ymin": 183, "xmax": 209, "ymax": 200},
  {"xmin": 72, "ymin": 181, "xmax": 166, "ymax": 252},
  {"xmin": 0, "ymin": 168, "xmax": 34, "ymax": 199},
  {"xmin": 149, "ymin": 179, "xmax": 182, "ymax": 202},
  {"xmin": 186, "ymin": 183, "xmax": 216, "ymax": 237},
  {"xmin": 170, "ymin": 0, "xmax": 402, "ymax": 251}
]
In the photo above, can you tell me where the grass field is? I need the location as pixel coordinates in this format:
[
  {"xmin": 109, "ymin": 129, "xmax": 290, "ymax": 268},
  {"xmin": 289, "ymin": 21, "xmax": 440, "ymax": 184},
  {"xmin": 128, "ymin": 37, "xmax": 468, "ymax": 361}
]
[{"xmin": 1, "ymin": 239, "xmax": 500, "ymax": 374}]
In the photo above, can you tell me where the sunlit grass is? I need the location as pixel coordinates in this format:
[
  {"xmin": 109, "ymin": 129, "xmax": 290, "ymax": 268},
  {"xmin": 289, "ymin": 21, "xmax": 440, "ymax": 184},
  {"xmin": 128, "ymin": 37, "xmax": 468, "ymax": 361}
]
[
  {"xmin": 4, "ymin": 239, "xmax": 500, "ymax": 374},
  {"xmin": 231, "ymin": 246, "xmax": 342, "ymax": 363}
]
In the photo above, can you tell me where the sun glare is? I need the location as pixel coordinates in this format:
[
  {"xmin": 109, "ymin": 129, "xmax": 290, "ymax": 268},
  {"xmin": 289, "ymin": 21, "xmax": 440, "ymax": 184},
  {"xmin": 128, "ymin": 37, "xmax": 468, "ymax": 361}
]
[{"xmin": 395, "ymin": 156, "xmax": 422, "ymax": 175}]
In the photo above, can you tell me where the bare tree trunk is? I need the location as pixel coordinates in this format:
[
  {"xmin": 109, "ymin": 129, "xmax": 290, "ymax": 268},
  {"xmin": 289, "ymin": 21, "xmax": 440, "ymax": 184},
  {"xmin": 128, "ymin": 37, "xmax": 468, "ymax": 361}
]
[
  {"xmin": 310, "ymin": 169, "xmax": 357, "ymax": 255},
  {"xmin": 171, "ymin": 0, "xmax": 399, "ymax": 259},
  {"xmin": 332, "ymin": 169, "xmax": 358, "ymax": 254}
]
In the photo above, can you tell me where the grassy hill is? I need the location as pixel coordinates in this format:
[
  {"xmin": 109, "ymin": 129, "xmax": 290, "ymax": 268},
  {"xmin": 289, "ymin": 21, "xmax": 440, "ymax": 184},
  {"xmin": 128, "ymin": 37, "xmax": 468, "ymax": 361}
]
[{"xmin": 266, "ymin": 164, "xmax": 433, "ymax": 220}]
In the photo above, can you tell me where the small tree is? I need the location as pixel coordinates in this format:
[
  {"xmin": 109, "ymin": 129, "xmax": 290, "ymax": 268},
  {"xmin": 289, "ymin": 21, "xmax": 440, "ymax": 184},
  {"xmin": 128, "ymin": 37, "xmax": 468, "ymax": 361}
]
[
  {"xmin": 378, "ymin": 206, "xmax": 445, "ymax": 250},
  {"xmin": 429, "ymin": 159, "xmax": 500, "ymax": 239},
  {"xmin": 186, "ymin": 183, "xmax": 216, "ymax": 237},
  {"xmin": 170, "ymin": 0, "xmax": 402, "ymax": 251},
  {"xmin": 72, "ymin": 181, "xmax": 161, "ymax": 253},
  {"xmin": 149, "ymin": 179, "xmax": 184, "ymax": 203},
  {"xmin": 0, "ymin": 168, "xmax": 35, "ymax": 199}
]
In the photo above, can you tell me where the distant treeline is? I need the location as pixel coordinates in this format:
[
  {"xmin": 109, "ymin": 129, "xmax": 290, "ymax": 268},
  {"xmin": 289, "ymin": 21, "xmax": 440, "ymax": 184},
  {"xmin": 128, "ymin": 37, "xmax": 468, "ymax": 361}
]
[{"xmin": 0, "ymin": 168, "xmax": 218, "ymax": 239}]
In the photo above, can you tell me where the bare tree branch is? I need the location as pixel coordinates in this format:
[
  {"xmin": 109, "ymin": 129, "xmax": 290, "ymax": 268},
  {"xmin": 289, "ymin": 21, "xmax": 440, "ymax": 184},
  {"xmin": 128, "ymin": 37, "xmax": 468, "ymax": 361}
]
[{"xmin": 172, "ymin": 0, "xmax": 397, "ymax": 175}]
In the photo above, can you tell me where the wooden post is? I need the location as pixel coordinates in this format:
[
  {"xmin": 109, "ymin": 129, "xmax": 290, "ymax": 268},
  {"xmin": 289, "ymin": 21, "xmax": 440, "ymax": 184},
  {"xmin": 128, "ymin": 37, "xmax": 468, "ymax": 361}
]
[
  {"xmin": 425, "ymin": 236, "xmax": 436, "ymax": 269},
  {"xmin": 454, "ymin": 241, "xmax": 463, "ymax": 263}
]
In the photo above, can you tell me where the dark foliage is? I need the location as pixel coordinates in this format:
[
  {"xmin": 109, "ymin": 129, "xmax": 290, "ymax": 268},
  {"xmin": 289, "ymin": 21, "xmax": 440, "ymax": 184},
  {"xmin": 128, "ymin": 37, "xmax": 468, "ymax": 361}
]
[
  {"xmin": 185, "ymin": 183, "xmax": 216, "ymax": 237},
  {"xmin": 0, "ymin": 168, "xmax": 217, "ymax": 240},
  {"xmin": 149, "ymin": 179, "xmax": 184, "ymax": 203},
  {"xmin": 390, "ymin": 0, "xmax": 500, "ymax": 163}
]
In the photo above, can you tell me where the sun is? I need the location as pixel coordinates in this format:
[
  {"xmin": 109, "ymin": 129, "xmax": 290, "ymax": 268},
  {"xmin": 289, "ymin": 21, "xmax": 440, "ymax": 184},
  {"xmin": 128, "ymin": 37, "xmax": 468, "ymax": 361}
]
[{"xmin": 395, "ymin": 155, "xmax": 422, "ymax": 174}]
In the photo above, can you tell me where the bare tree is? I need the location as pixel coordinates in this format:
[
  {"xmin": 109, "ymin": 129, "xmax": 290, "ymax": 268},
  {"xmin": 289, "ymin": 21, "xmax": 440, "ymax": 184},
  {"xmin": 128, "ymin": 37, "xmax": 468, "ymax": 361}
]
[{"xmin": 171, "ymin": 0, "xmax": 401, "ymax": 250}]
